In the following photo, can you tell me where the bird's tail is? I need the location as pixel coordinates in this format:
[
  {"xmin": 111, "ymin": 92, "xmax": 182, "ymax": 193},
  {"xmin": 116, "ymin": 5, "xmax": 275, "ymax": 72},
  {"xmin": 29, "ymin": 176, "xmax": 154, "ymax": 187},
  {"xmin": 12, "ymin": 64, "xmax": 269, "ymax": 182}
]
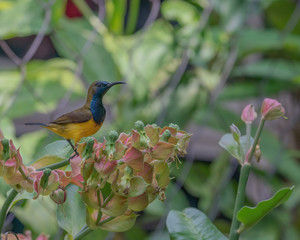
[{"xmin": 25, "ymin": 123, "xmax": 47, "ymax": 126}]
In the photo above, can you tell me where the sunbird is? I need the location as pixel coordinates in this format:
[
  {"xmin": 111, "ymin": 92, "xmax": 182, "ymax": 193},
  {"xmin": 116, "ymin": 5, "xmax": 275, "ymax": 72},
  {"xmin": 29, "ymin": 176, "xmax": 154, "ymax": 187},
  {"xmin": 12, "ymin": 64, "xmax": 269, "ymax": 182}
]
[{"xmin": 26, "ymin": 81, "xmax": 125, "ymax": 154}]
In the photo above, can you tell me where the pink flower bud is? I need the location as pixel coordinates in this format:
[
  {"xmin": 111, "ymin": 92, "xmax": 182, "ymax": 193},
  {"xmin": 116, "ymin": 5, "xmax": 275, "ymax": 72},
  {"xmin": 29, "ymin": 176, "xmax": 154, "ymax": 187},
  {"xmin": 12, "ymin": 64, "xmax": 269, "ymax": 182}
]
[
  {"xmin": 241, "ymin": 104, "xmax": 257, "ymax": 124},
  {"xmin": 33, "ymin": 169, "xmax": 60, "ymax": 198},
  {"xmin": 261, "ymin": 98, "xmax": 285, "ymax": 120},
  {"xmin": 50, "ymin": 187, "xmax": 66, "ymax": 205}
]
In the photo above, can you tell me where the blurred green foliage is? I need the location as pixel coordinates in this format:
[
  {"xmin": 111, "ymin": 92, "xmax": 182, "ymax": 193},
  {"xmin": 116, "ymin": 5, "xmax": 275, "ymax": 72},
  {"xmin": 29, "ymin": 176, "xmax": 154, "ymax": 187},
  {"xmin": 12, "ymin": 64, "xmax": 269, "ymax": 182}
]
[{"xmin": 0, "ymin": 0, "xmax": 300, "ymax": 239}]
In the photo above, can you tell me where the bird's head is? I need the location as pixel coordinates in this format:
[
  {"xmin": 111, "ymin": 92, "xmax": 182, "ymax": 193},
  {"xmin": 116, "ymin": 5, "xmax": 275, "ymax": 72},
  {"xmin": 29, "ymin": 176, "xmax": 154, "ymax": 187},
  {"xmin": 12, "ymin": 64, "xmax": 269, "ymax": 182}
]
[{"xmin": 88, "ymin": 81, "xmax": 126, "ymax": 101}]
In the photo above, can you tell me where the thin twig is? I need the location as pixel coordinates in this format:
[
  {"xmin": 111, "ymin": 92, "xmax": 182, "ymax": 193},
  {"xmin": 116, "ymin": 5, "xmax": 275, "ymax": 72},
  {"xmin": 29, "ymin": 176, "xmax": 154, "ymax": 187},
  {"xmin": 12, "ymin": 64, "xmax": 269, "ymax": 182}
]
[
  {"xmin": 280, "ymin": 0, "xmax": 300, "ymax": 39},
  {"xmin": 198, "ymin": 0, "xmax": 214, "ymax": 31},
  {"xmin": 96, "ymin": 0, "xmax": 106, "ymax": 22},
  {"xmin": 22, "ymin": 0, "xmax": 54, "ymax": 63},
  {"xmin": 0, "ymin": 41, "xmax": 21, "ymax": 65},
  {"xmin": 143, "ymin": 0, "xmax": 161, "ymax": 30}
]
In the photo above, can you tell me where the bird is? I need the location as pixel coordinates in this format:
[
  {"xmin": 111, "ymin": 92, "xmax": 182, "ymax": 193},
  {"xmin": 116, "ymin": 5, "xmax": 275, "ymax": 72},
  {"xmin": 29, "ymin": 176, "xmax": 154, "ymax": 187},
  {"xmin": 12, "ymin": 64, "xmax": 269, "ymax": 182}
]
[{"xmin": 26, "ymin": 81, "xmax": 125, "ymax": 155}]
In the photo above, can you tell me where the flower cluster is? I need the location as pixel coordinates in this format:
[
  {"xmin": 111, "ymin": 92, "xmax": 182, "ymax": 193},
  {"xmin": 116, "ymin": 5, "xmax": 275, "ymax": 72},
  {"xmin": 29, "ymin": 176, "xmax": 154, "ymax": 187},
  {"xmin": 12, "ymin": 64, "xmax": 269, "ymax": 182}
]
[
  {"xmin": 0, "ymin": 122, "xmax": 191, "ymax": 233},
  {"xmin": 0, "ymin": 135, "xmax": 81, "ymax": 199},
  {"xmin": 77, "ymin": 121, "xmax": 191, "ymax": 231}
]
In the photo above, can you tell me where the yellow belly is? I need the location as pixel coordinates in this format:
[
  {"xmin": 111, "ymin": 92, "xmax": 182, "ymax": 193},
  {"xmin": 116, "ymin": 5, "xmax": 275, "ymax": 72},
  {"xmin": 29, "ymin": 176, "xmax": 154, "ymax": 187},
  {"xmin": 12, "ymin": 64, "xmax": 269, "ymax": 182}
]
[{"xmin": 44, "ymin": 119, "xmax": 102, "ymax": 145}]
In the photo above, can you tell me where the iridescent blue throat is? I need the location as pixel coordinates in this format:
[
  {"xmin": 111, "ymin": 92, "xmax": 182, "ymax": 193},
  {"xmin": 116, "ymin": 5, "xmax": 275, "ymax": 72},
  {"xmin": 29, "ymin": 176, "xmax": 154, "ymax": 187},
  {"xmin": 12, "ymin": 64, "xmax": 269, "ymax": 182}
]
[{"xmin": 90, "ymin": 97, "xmax": 106, "ymax": 124}]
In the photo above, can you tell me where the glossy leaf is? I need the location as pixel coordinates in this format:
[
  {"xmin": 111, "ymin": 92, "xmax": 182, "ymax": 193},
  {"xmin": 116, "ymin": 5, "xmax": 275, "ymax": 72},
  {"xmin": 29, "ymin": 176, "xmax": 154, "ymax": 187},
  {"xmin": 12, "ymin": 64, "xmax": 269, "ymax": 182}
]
[
  {"xmin": 34, "ymin": 140, "xmax": 72, "ymax": 161},
  {"xmin": 219, "ymin": 134, "xmax": 253, "ymax": 163},
  {"xmin": 237, "ymin": 186, "xmax": 294, "ymax": 232},
  {"xmin": 31, "ymin": 155, "xmax": 66, "ymax": 170},
  {"xmin": 57, "ymin": 185, "xmax": 86, "ymax": 237},
  {"xmin": 166, "ymin": 208, "xmax": 228, "ymax": 240}
]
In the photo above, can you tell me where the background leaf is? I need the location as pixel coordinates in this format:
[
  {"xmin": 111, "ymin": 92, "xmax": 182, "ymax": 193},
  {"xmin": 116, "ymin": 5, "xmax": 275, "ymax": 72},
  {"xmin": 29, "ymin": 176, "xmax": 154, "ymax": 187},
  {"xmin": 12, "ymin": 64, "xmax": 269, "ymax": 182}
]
[
  {"xmin": 0, "ymin": 0, "xmax": 45, "ymax": 39},
  {"xmin": 166, "ymin": 208, "xmax": 228, "ymax": 240},
  {"xmin": 57, "ymin": 185, "xmax": 86, "ymax": 237}
]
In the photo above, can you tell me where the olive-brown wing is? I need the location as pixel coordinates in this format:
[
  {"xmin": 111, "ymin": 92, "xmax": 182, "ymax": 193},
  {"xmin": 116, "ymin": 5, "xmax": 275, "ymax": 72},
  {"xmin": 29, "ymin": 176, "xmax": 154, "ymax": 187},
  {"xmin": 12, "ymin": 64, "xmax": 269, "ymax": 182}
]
[{"xmin": 50, "ymin": 107, "xmax": 93, "ymax": 124}]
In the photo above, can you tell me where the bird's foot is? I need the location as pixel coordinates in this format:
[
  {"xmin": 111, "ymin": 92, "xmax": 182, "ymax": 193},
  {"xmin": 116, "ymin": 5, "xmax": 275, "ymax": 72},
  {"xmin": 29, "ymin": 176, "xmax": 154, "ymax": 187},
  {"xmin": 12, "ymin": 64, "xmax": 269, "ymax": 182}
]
[
  {"xmin": 69, "ymin": 148, "xmax": 79, "ymax": 159},
  {"xmin": 67, "ymin": 139, "xmax": 80, "ymax": 159}
]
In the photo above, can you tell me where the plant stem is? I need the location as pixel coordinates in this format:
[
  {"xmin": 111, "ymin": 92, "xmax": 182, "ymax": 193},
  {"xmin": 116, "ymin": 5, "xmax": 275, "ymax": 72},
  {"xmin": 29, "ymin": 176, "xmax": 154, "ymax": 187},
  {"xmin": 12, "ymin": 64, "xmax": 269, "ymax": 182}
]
[
  {"xmin": 74, "ymin": 225, "xmax": 92, "ymax": 240},
  {"xmin": 74, "ymin": 217, "xmax": 115, "ymax": 240},
  {"xmin": 0, "ymin": 190, "xmax": 18, "ymax": 233},
  {"xmin": 18, "ymin": 167, "xmax": 28, "ymax": 180},
  {"xmin": 37, "ymin": 158, "xmax": 70, "ymax": 171},
  {"xmin": 102, "ymin": 191, "xmax": 114, "ymax": 208},
  {"xmin": 245, "ymin": 119, "xmax": 265, "ymax": 164},
  {"xmin": 229, "ymin": 163, "xmax": 250, "ymax": 240},
  {"xmin": 245, "ymin": 123, "xmax": 251, "ymax": 152},
  {"xmin": 229, "ymin": 118, "xmax": 265, "ymax": 240}
]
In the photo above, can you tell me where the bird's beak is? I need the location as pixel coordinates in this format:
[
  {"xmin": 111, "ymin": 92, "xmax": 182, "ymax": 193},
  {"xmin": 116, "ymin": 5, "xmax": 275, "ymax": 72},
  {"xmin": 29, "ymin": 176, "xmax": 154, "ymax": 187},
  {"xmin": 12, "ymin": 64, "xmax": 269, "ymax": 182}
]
[{"xmin": 107, "ymin": 81, "xmax": 126, "ymax": 88}]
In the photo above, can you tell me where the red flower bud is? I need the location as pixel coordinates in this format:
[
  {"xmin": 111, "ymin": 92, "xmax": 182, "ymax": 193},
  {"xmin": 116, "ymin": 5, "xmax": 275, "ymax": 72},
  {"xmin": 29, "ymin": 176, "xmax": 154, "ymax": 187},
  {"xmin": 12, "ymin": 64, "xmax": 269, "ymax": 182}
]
[
  {"xmin": 261, "ymin": 98, "xmax": 285, "ymax": 120},
  {"xmin": 241, "ymin": 104, "xmax": 257, "ymax": 124}
]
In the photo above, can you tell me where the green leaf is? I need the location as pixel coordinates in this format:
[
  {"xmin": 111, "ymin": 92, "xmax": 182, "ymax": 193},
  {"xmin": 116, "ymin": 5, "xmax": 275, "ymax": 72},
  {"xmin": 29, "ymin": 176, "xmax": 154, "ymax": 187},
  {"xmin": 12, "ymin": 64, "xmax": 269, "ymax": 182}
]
[
  {"xmin": 266, "ymin": 0, "xmax": 300, "ymax": 34},
  {"xmin": 237, "ymin": 186, "xmax": 294, "ymax": 232},
  {"xmin": 31, "ymin": 155, "xmax": 67, "ymax": 170},
  {"xmin": 161, "ymin": 0, "xmax": 200, "ymax": 26},
  {"xmin": 166, "ymin": 208, "xmax": 228, "ymax": 240},
  {"xmin": 2, "ymin": 59, "xmax": 83, "ymax": 119},
  {"xmin": 219, "ymin": 81, "xmax": 295, "ymax": 100},
  {"xmin": 52, "ymin": 18, "xmax": 119, "ymax": 83},
  {"xmin": 106, "ymin": 0, "xmax": 126, "ymax": 34},
  {"xmin": 0, "ymin": 0, "xmax": 44, "ymax": 39},
  {"xmin": 238, "ymin": 29, "xmax": 300, "ymax": 56},
  {"xmin": 183, "ymin": 163, "xmax": 210, "ymax": 198},
  {"xmin": 218, "ymin": 134, "xmax": 253, "ymax": 163},
  {"xmin": 8, "ymin": 190, "xmax": 36, "ymax": 211},
  {"xmin": 104, "ymin": 20, "xmax": 176, "ymax": 101},
  {"xmin": 13, "ymin": 197, "xmax": 58, "ymax": 235},
  {"xmin": 34, "ymin": 140, "xmax": 72, "ymax": 161},
  {"xmin": 233, "ymin": 60, "xmax": 300, "ymax": 82},
  {"xmin": 57, "ymin": 185, "xmax": 86, "ymax": 237}
]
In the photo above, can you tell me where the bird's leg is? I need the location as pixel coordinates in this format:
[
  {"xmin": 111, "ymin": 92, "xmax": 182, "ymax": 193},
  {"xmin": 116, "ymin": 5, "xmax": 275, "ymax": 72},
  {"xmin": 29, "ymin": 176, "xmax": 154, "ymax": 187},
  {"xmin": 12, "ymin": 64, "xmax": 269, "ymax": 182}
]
[{"xmin": 67, "ymin": 139, "xmax": 79, "ymax": 158}]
